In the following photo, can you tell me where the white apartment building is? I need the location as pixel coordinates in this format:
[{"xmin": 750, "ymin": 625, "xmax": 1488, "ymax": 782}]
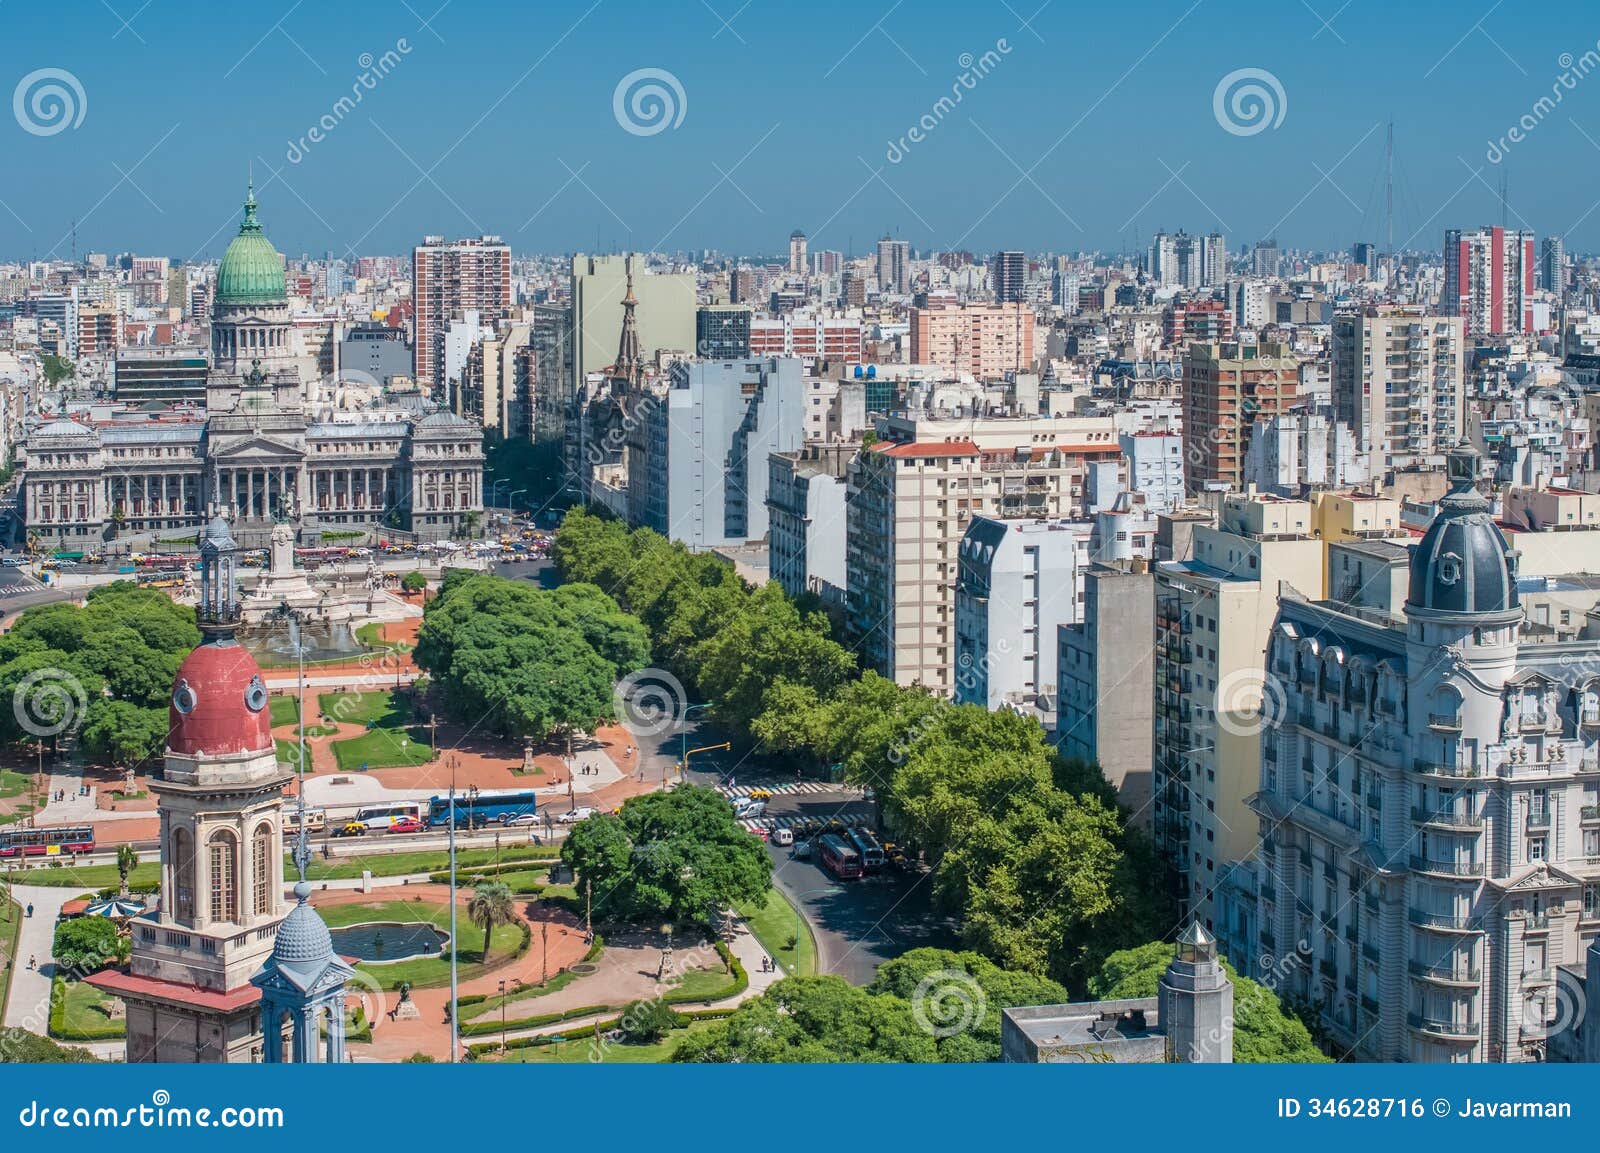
[{"xmin": 1120, "ymin": 430, "xmax": 1185, "ymax": 513}]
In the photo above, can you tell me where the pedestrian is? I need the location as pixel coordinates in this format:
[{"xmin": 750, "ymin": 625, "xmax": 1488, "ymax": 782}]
[
  {"xmin": 25, "ymin": 903, "xmax": 33, "ymax": 919},
  {"xmin": 27, "ymin": 955, "xmax": 35, "ymax": 970}
]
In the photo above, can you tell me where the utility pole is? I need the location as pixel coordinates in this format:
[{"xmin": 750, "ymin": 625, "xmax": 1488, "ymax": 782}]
[{"xmin": 585, "ymin": 877, "xmax": 592, "ymax": 942}]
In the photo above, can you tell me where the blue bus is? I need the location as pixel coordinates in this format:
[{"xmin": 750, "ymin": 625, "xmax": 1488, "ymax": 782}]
[{"xmin": 426, "ymin": 789, "xmax": 540, "ymax": 828}]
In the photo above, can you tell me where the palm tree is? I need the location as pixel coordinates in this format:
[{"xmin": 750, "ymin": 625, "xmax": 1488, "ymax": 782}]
[
  {"xmin": 116, "ymin": 845, "xmax": 139, "ymax": 898},
  {"xmin": 466, "ymin": 881, "xmax": 515, "ymax": 963}
]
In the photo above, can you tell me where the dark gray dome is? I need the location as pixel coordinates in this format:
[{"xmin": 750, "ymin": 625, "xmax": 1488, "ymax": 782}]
[
  {"xmin": 1406, "ymin": 443, "xmax": 1518, "ymax": 616},
  {"xmin": 272, "ymin": 883, "xmax": 333, "ymax": 965}
]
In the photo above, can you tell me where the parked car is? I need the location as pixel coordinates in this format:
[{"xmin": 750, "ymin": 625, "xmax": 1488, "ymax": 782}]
[
  {"xmin": 791, "ymin": 838, "xmax": 812, "ymax": 860},
  {"xmin": 557, "ymin": 807, "xmax": 596, "ymax": 824},
  {"xmin": 771, "ymin": 827, "xmax": 795, "ymax": 847},
  {"xmin": 389, "ymin": 817, "xmax": 423, "ymax": 834},
  {"xmin": 501, "ymin": 813, "xmax": 539, "ymax": 828}
]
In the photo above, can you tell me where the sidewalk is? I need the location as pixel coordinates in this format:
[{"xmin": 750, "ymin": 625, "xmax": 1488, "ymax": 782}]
[{"xmin": 3, "ymin": 884, "xmax": 74, "ymax": 1036}]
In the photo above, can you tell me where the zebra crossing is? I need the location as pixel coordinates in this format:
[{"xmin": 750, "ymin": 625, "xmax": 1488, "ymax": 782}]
[
  {"xmin": 716, "ymin": 781, "xmax": 856, "ymax": 798},
  {"xmin": 737, "ymin": 804, "xmax": 874, "ymax": 832}
]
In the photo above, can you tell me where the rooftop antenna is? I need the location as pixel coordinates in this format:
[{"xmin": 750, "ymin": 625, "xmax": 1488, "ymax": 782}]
[
  {"xmin": 1499, "ymin": 168, "xmax": 1509, "ymax": 230},
  {"xmin": 1384, "ymin": 120, "xmax": 1393, "ymax": 276}
]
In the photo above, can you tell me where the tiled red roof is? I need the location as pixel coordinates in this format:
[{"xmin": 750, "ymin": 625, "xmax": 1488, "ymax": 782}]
[{"xmin": 872, "ymin": 440, "xmax": 980, "ymax": 458}]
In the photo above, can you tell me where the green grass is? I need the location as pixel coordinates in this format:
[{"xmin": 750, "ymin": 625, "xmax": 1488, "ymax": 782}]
[
  {"xmin": 0, "ymin": 770, "xmax": 27, "ymax": 799},
  {"xmin": 459, "ymin": 964, "xmax": 584, "ymax": 1020},
  {"xmin": 318, "ymin": 690, "xmax": 410, "ymax": 728},
  {"xmin": 330, "ymin": 728, "xmax": 434, "ymax": 771},
  {"xmin": 355, "ymin": 622, "xmax": 411, "ymax": 652},
  {"xmin": 488, "ymin": 1019, "xmax": 719, "ymax": 1063},
  {"xmin": 0, "ymin": 893, "xmax": 19, "ymax": 1020},
  {"xmin": 275, "ymin": 738, "xmax": 311, "ymax": 773},
  {"xmin": 268, "ymin": 695, "xmax": 299, "ymax": 727},
  {"xmin": 0, "ymin": 803, "xmax": 35, "ymax": 826},
  {"xmin": 737, "ymin": 887, "xmax": 817, "ymax": 977},
  {"xmin": 302, "ymin": 844, "xmax": 558, "ymax": 883},
  {"xmin": 667, "ymin": 965, "xmax": 737, "ymax": 1000},
  {"xmin": 50, "ymin": 978, "xmax": 126, "ymax": 1040},
  {"xmin": 316, "ymin": 897, "xmax": 527, "ymax": 990}
]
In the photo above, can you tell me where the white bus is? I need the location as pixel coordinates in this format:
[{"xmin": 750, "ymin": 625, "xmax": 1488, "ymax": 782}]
[{"xmin": 340, "ymin": 801, "xmax": 423, "ymax": 836}]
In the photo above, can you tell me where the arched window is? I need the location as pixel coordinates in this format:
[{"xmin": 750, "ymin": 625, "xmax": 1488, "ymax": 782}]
[
  {"xmin": 208, "ymin": 830, "xmax": 239, "ymax": 924},
  {"xmin": 252, "ymin": 822, "xmax": 274, "ymax": 916},
  {"xmin": 171, "ymin": 827, "xmax": 194, "ymax": 922}
]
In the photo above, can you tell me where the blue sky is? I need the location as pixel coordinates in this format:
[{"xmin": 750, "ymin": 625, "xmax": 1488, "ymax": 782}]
[{"xmin": 4, "ymin": 0, "xmax": 1600, "ymax": 261}]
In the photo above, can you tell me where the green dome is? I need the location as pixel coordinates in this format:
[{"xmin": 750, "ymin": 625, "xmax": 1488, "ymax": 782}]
[{"xmin": 214, "ymin": 185, "xmax": 286, "ymax": 307}]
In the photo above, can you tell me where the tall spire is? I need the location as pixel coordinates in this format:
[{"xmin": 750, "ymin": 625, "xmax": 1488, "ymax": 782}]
[{"xmin": 612, "ymin": 257, "xmax": 642, "ymax": 390}]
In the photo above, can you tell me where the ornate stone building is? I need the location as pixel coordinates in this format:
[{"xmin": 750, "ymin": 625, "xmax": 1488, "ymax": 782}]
[{"xmin": 19, "ymin": 187, "xmax": 483, "ymax": 548}]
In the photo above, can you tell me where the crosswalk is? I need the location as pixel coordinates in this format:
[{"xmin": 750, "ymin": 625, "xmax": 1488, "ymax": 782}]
[
  {"xmin": 716, "ymin": 781, "xmax": 858, "ymax": 798},
  {"xmin": 738, "ymin": 804, "xmax": 874, "ymax": 832}
]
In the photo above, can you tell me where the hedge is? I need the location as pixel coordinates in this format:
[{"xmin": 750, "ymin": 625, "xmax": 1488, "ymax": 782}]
[
  {"xmin": 466, "ymin": 1006, "xmax": 741, "ymax": 1058},
  {"xmin": 47, "ymin": 976, "xmax": 127, "ymax": 1042}
]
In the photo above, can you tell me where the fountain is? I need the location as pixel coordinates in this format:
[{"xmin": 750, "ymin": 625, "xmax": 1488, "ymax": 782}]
[{"xmin": 328, "ymin": 921, "xmax": 449, "ymax": 963}]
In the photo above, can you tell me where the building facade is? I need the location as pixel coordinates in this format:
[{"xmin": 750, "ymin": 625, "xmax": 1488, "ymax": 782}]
[
  {"xmin": 1332, "ymin": 306, "xmax": 1465, "ymax": 474},
  {"xmin": 1442, "ymin": 226, "xmax": 1536, "ymax": 339},
  {"xmin": 1182, "ymin": 340, "xmax": 1299, "ymax": 493},
  {"xmin": 411, "ymin": 235, "xmax": 511, "ymax": 398}
]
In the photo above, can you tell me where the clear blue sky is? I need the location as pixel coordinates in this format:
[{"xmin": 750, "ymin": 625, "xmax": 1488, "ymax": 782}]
[{"xmin": 4, "ymin": 0, "xmax": 1600, "ymax": 261}]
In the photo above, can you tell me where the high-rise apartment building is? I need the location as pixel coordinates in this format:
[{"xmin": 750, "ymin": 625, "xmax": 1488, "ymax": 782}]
[
  {"xmin": 1332, "ymin": 306, "xmax": 1465, "ymax": 474},
  {"xmin": 846, "ymin": 409, "xmax": 1122, "ymax": 694},
  {"xmin": 748, "ymin": 311, "xmax": 863, "ymax": 364},
  {"xmin": 412, "ymin": 235, "xmax": 511, "ymax": 397},
  {"xmin": 1252, "ymin": 238, "xmax": 1281, "ymax": 278},
  {"xmin": 1182, "ymin": 340, "xmax": 1300, "ymax": 493},
  {"xmin": 1541, "ymin": 236, "xmax": 1567, "ymax": 296},
  {"xmin": 788, "ymin": 229, "xmax": 808, "ymax": 276},
  {"xmin": 1442, "ymin": 226, "xmax": 1535, "ymax": 339},
  {"xmin": 876, "ymin": 236, "xmax": 910, "ymax": 294},
  {"xmin": 908, "ymin": 301, "xmax": 1034, "ymax": 378},
  {"xmin": 76, "ymin": 302, "xmax": 122, "ymax": 360},
  {"xmin": 991, "ymin": 250, "xmax": 1027, "ymax": 303},
  {"xmin": 1200, "ymin": 233, "xmax": 1228, "ymax": 287},
  {"xmin": 696, "ymin": 304, "xmax": 752, "ymax": 359}
]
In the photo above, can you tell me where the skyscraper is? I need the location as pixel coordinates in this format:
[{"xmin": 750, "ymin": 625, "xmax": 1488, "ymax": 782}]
[
  {"xmin": 991, "ymin": 250, "xmax": 1026, "ymax": 303},
  {"xmin": 1442, "ymin": 226, "xmax": 1535, "ymax": 339},
  {"xmin": 1332, "ymin": 306, "xmax": 1465, "ymax": 473},
  {"xmin": 1200, "ymin": 233, "xmax": 1227, "ymax": 288},
  {"xmin": 412, "ymin": 235, "xmax": 511, "ymax": 397},
  {"xmin": 1541, "ymin": 236, "xmax": 1566, "ymax": 296},
  {"xmin": 1181, "ymin": 339, "xmax": 1300, "ymax": 492},
  {"xmin": 788, "ymin": 229, "xmax": 808, "ymax": 276},
  {"xmin": 876, "ymin": 236, "xmax": 910, "ymax": 294}
]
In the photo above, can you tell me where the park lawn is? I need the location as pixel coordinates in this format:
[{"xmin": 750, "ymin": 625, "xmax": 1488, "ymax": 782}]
[
  {"xmin": 0, "ymin": 769, "xmax": 28, "ymax": 799},
  {"xmin": 330, "ymin": 728, "xmax": 434, "ymax": 772},
  {"xmin": 275, "ymin": 738, "xmax": 311, "ymax": 773},
  {"xmin": 53, "ymin": 978, "xmax": 125, "ymax": 1040},
  {"xmin": 10, "ymin": 859, "xmax": 162, "ymax": 890},
  {"xmin": 0, "ymin": 895, "xmax": 19, "ymax": 1019},
  {"xmin": 492, "ymin": 1020, "xmax": 720, "ymax": 1064},
  {"xmin": 316, "ymin": 897, "xmax": 526, "ymax": 990},
  {"xmin": 303, "ymin": 844, "xmax": 557, "ymax": 883},
  {"xmin": 737, "ymin": 888, "xmax": 817, "ymax": 977},
  {"xmin": 0, "ymin": 803, "xmax": 35, "ymax": 826},
  {"xmin": 268, "ymin": 695, "xmax": 299, "ymax": 727},
  {"xmin": 666, "ymin": 963, "xmax": 736, "ymax": 1001},
  {"xmin": 355, "ymin": 622, "xmax": 411, "ymax": 653},
  {"xmin": 318, "ymin": 689, "xmax": 411, "ymax": 728}
]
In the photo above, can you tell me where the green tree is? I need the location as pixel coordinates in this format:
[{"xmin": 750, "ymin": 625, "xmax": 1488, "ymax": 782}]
[
  {"xmin": 116, "ymin": 845, "xmax": 140, "ymax": 899},
  {"xmin": 867, "ymin": 947, "xmax": 1070, "ymax": 1062},
  {"xmin": 401, "ymin": 571, "xmax": 427, "ymax": 593},
  {"xmin": 41, "ymin": 355, "xmax": 75, "ymax": 386},
  {"xmin": 80, "ymin": 701, "xmax": 167, "ymax": 768},
  {"xmin": 0, "ymin": 1028, "xmax": 99, "ymax": 1063},
  {"xmin": 1089, "ymin": 942, "xmax": 1331, "ymax": 1063},
  {"xmin": 560, "ymin": 785, "xmax": 771, "ymax": 925},
  {"xmin": 52, "ymin": 917, "xmax": 119, "ymax": 974},
  {"xmin": 465, "ymin": 881, "xmax": 516, "ymax": 962},
  {"xmin": 617, "ymin": 998, "xmax": 679, "ymax": 1043},
  {"xmin": 672, "ymin": 976, "xmax": 938, "ymax": 1063}
]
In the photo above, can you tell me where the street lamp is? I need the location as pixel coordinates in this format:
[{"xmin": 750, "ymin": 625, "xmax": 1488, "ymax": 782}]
[
  {"xmin": 509, "ymin": 489, "xmax": 526, "ymax": 513},
  {"xmin": 786, "ymin": 888, "xmax": 840, "ymax": 975},
  {"xmin": 679, "ymin": 703, "xmax": 712, "ymax": 779}
]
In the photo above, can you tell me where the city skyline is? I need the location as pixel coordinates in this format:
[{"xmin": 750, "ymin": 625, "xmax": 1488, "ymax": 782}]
[{"xmin": 6, "ymin": 1, "xmax": 1600, "ymax": 259}]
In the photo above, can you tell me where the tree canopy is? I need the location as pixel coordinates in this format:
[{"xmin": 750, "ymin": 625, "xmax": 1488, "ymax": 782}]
[
  {"xmin": 1088, "ymin": 941, "xmax": 1330, "ymax": 1063},
  {"xmin": 560, "ymin": 784, "xmax": 771, "ymax": 924},
  {"xmin": 413, "ymin": 570, "xmax": 649, "ymax": 743},
  {"xmin": 52, "ymin": 916, "xmax": 120, "ymax": 974},
  {"xmin": 0, "ymin": 582, "xmax": 200, "ymax": 766}
]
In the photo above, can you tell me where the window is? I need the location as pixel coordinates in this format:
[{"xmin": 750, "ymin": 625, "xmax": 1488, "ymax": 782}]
[
  {"xmin": 171, "ymin": 827, "xmax": 194, "ymax": 922},
  {"xmin": 1528, "ymin": 836, "xmax": 1547, "ymax": 863},
  {"xmin": 252, "ymin": 822, "xmax": 274, "ymax": 916},
  {"xmin": 209, "ymin": 831, "xmax": 239, "ymax": 924}
]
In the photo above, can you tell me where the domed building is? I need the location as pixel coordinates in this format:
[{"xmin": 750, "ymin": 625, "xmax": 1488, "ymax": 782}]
[
  {"xmin": 88, "ymin": 515, "xmax": 347, "ymax": 1062},
  {"xmin": 1238, "ymin": 442, "xmax": 1600, "ymax": 1063},
  {"xmin": 19, "ymin": 185, "xmax": 484, "ymax": 550}
]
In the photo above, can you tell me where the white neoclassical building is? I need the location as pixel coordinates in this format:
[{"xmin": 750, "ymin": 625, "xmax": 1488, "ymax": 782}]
[{"xmin": 1239, "ymin": 443, "xmax": 1600, "ymax": 1062}]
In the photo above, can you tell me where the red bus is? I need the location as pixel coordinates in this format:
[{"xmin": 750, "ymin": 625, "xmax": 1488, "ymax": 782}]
[
  {"xmin": 817, "ymin": 833, "xmax": 863, "ymax": 881},
  {"xmin": 0, "ymin": 825, "xmax": 96, "ymax": 858}
]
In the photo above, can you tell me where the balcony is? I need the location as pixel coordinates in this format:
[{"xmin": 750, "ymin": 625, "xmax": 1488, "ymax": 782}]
[
  {"xmin": 1409, "ymin": 908, "xmax": 1480, "ymax": 932},
  {"xmin": 1407, "ymin": 1012, "xmax": 1480, "ymax": 1039},
  {"xmin": 1427, "ymin": 713, "xmax": 1463, "ymax": 732},
  {"xmin": 1319, "ymin": 958, "xmax": 1339, "ymax": 981},
  {"xmin": 1362, "ymin": 940, "xmax": 1381, "ymax": 963},
  {"xmin": 1408, "ymin": 856, "xmax": 1485, "ymax": 878},
  {"xmin": 1411, "ymin": 805, "xmax": 1483, "ymax": 831},
  {"xmin": 1413, "ymin": 759, "xmax": 1483, "ymax": 780},
  {"xmin": 1360, "ymin": 993, "xmax": 1381, "ymax": 1015},
  {"xmin": 1582, "ymin": 805, "xmax": 1600, "ymax": 826},
  {"xmin": 1513, "ymin": 909, "xmax": 1553, "ymax": 932},
  {"xmin": 1526, "ymin": 809, "xmax": 1551, "ymax": 830},
  {"xmin": 1408, "ymin": 960, "xmax": 1482, "ymax": 985}
]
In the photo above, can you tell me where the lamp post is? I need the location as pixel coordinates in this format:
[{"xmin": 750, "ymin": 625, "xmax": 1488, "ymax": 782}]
[
  {"xmin": 787, "ymin": 888, "xmax": 839, "ymax": 975},
  {"xmin": 680, "ymin": 703, "xmax": 711, "ymax": 780},
  {"xmin": 510, "ymin": 489, "xmax": 526, "ymax": 514},
  {"xmin": 497, "ymin": 978, "xmax": 508, "ymax": 1051}
]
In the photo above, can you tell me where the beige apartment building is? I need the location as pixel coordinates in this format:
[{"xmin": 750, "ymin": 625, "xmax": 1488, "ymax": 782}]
[
  {"xmin": 1183, "ymin": 340, "xmax": 1300, "ymax": 493},
  {"xmin": 1331, "ymin": 306, "xmax": 1465, "ymax": 475},
  {"xmin": 908, "ymin": 301, "xmax": 1035, "ymax": 379},
  {"xmin": 846, "ymin": 410, "xmax": 1121, "ymax": 694}
]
